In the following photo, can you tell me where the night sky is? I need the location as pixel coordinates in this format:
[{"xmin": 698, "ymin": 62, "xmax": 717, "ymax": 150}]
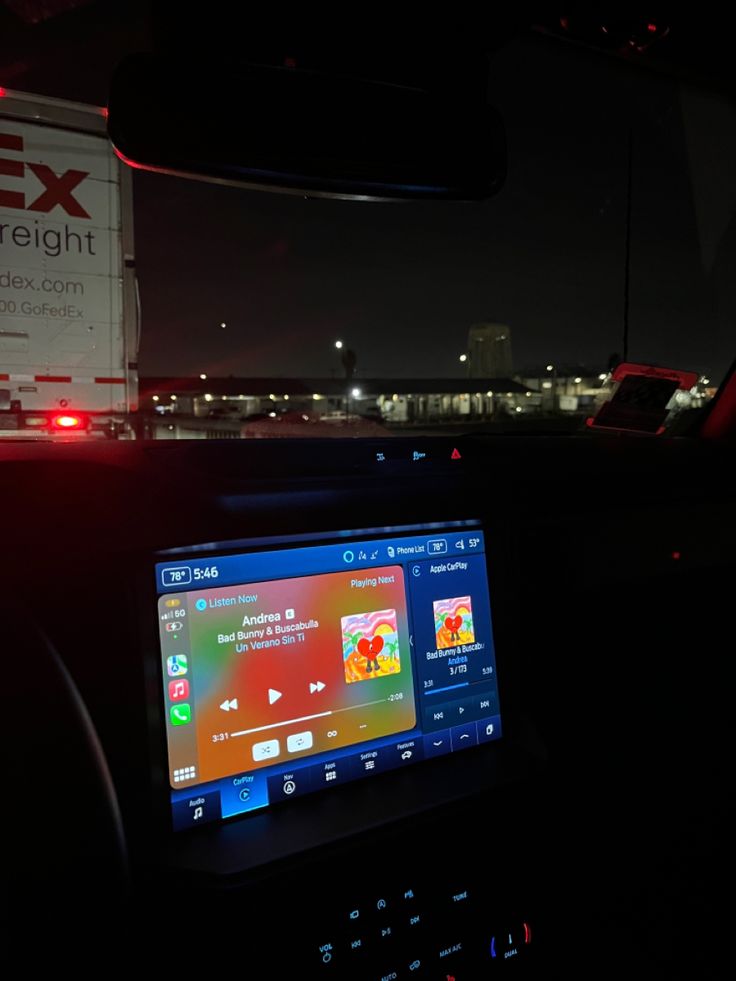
[{"xmin": 2, "ymin": 5, "xmax": 735, "ymax": 383}]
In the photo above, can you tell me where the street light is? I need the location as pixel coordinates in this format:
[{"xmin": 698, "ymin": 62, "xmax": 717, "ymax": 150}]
[
  {"xmin": 199, "ymin": 373, "xmax": 207, "ymax": 380},
  {"xmin": 351, "ymin": 387, "xmax": 361, "ymax": 398},
  {"xmin": 546, "ymin": 364, "xmax": 554, "ymax": 372},
  {"xmin": 335, "ymin": 340, "xmax": 343, "ymax": 349},
  {"xmin": 459, "ymin": 354, "xmax": 468, "ymax": 363}
]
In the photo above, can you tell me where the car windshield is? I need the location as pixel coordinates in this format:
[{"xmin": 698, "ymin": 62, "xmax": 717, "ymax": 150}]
[{"xmin": 1, "ymin": 9, "xmax": 733, "ymax": 439}]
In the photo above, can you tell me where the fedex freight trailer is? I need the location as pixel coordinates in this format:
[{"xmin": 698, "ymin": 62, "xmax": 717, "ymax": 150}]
[{"xmin": 0, "ymin": 89, "xmax": 138, "ymax": 437}]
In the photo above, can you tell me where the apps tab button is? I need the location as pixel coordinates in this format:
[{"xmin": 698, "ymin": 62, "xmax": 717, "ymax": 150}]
[{"xmin": 309, "ymin": 756, "xmax": 357, "ymax": 788}]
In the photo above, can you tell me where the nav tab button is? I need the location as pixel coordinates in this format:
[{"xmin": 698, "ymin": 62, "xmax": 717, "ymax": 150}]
[{"xmin": 267, "ymin": 770, "xmax": 312, "ymax": 801}]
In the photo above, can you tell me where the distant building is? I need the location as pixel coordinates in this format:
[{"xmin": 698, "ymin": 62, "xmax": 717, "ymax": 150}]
[
  {"xmin": 467, "ymin": 323, "xmax": 513, "ymax": 378},
  {"xmin": 138, "ymin": 375, "xmax": 532, "ymax": 434},
  {"xmin": 518, "ymin": 365, "xmax": 608, "ymax": 412}
]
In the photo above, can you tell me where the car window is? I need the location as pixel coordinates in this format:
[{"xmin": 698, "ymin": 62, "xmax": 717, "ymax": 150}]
[{"xmin": 1, "ymin": 10, "xmax": 733, "ymax": 439}]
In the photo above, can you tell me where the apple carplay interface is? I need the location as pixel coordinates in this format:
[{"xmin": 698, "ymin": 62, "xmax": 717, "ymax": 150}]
[{"xmin": 155, "ymin": 521, "xmax": 502, "ymax": 830}]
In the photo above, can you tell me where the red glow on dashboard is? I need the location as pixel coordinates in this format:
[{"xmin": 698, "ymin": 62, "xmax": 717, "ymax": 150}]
[
  {"xmin": 671, "ymin": 551, "xmax": 681, "ymax": 561},
  {"xmin": 0, "ymin": 87, "xmax": 7, "ymax": 98},
  {"xmin": 647, "ymin": 23, "xmax": 658, "ymax": 32},
  {"xmin": 524, "ymin": 922, "xmax": 531, "ymax": 943}
]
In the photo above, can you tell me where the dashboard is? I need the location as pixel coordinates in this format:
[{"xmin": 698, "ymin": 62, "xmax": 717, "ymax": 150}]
[{"xmin": 2, "ymin": 433, "xmax": 735, "ymax": 976}]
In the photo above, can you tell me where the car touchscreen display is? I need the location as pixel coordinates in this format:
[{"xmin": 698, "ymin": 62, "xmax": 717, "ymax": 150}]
[{"xmin": 155, "ymin": 521, "xmax": 501, "ymax": 830}]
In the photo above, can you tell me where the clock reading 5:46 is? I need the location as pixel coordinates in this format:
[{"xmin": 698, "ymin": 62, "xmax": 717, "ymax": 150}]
[{"xmin": 194, "ymin": 566, "xmax": 219, "ymax": 581}]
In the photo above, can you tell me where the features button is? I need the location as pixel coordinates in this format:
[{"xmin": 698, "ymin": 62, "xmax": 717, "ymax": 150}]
[
  {"xmin": 171, "ymin": 791, "xmax": 220, "ymax": 830},
  {"xmin": 252, "ymin": 738, "xmax": 280, "ymax": 762},
  {"xmin": 287, "ymin": 730, "xmax": 314, "ymax": 753},
  {"xmin": 450, "ymin": 723, "xmax": 478, "ymax": 751},
  {"xmin": 424, "ymin": 729, "xmax": 451, "ymax": 758},
  {"xmin": 390, "ymin": 738, "xmax": 424, "ymax": 768}
]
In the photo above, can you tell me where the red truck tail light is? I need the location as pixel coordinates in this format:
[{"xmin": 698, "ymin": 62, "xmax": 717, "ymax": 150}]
[{"xmin": 50, "ymin": 413, "xmax": 88, "ymax": 430}]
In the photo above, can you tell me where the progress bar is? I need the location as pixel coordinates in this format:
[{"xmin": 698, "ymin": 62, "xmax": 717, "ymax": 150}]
[
  {"xmin": 424, "ymin": 681, "xmax": 469, "ymax": 696},
  {"xmin": 230, "ymin": 696, "xmax": 389, "ymax": 738}
]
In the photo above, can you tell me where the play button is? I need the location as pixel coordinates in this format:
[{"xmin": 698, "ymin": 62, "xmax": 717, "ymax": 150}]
[{"xmin": 268, "ymin": 688, "xmax": 282, "ymax": 705}]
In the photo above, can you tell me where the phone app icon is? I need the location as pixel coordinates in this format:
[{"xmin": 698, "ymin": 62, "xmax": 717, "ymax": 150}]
[
  {"xmin": 167, "ymin": 654, "xmax": 188, "ymax": 677},
  {"xmin": 170, "ymin": 703, "xmax": 192, "ymax": 726},
  {"xmin": 168, "ymin": 679, "xmax": 190, "ymax": 701}
]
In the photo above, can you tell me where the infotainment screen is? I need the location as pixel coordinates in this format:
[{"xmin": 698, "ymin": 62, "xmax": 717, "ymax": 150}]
[{"xmin": 155, "ymin": 521, "xmax": 502, "ymax": 830}]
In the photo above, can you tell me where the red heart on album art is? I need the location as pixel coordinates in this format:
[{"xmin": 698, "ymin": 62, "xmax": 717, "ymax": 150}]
[
  {"xmin": 357, "ymin": 635, "xmax": 384, "ymax": 656},
  {"xmin": 445, "ymin": 615, "xmax": 462, "ymax": 632}
]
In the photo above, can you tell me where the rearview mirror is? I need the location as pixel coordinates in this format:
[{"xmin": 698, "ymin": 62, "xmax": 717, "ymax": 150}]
[{"xmin": 107, "ymin": 54, "xmax": 505, "ymax": 201}]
